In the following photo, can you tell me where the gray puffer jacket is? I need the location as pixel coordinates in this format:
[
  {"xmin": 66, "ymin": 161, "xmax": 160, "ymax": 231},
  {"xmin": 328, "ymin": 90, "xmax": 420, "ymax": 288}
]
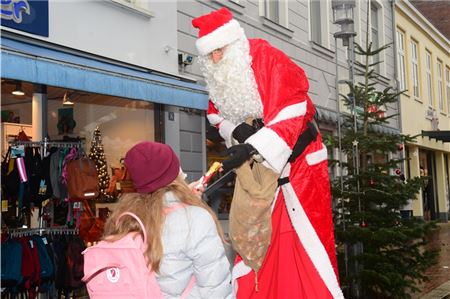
[{"xmin": 156, "ymin": 192, "xmax": 232, "ymax": 299}]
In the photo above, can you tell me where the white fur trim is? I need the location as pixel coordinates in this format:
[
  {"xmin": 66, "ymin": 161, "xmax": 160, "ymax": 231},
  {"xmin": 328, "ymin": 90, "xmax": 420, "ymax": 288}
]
[
  {"xmin": 196, "ymin": 20, "xmax": 246, "ymax": 56},
  {"xmin": 232, "ymin": 260, "xmax": 252, "ymax": 296},
  {"xmin": 280, "ymin": 164, "xmax": 344, "ymax": 299},
  {"xmin": 267, "ymin": 101, "xmax": 307, "ymax": 126},
  {"xmin": 306, "ymin": 144, "xmax": 328, "ymax": 166},
  {"xmin": 207, "ymin": 113, "xmax": 223, "ymax": 126},
  {"xmin": 246, "ymin": 127, "xmax": 291, "ymax": 174},
  {"xmin": 218, "ymin": 119, "xmax": 236, "ymax": 148}
]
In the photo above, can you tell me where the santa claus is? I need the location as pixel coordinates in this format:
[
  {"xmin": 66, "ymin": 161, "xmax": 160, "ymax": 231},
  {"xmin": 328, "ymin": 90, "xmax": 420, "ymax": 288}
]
[{"xmin": 193, "ymin": 8, "xmax": 344, "ymax": 299}]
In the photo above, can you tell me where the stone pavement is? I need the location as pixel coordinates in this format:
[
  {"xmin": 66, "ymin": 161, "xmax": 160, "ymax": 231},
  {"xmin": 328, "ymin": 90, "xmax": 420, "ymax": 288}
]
[{"xmin": 412, "ymin": 222, "xmax": 450, "ymax": 299}]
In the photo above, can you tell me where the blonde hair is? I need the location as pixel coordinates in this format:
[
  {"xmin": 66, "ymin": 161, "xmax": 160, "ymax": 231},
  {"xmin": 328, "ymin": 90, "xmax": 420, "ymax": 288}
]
[{"xmin": 102, "ymin": 175, "xmax": 225, "ymax": 273}]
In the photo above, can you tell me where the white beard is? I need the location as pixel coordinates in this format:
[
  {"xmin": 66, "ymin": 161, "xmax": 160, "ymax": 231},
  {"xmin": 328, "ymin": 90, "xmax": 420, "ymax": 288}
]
[{"xmin": 198, "ymin": 38, "xmax": 263, "ymax": 125}]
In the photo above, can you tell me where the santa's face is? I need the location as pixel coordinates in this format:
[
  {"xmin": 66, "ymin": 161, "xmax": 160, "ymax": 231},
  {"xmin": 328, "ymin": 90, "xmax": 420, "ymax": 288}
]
[
  {"xmin": 198, "ymin": 38, "xmax": 263, "ymax": 124},
  {"xmin": 209, "ymin": 47, "xmax": 226, "ymax": 64}
]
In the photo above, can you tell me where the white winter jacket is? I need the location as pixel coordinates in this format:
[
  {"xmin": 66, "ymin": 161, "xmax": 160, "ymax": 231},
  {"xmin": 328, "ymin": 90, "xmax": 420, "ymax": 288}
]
[{"xmin": 156, "ymin": 192, "xmax": 232, "ymax": 299}]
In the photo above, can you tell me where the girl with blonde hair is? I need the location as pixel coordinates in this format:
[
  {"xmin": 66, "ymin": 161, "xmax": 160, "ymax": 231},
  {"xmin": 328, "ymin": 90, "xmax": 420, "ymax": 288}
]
[{"xmin": 102, "ymin": 141, "xmax": 231, "ymax": 298}]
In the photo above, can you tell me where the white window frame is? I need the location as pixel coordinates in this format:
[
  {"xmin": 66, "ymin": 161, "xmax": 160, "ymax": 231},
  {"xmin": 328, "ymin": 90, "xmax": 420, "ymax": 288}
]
[
  {"xmin": 425, "ymin": 50, "xmax": 433, "ymax": 108},
  {"xmin": 110, "ymin": 0, "xmax": 153, "ymax": 18},
  {"xmin": 410, "ymin": 39, "xmax": 420, "ymax": 99},
  {"xmin": 309, "ymin": 0, "xmax": 330, "ymax": 48},
  {"xmin": 396, "ymin": 29, "xmax": 406, "ymax": 91},
  {"xmin": 369, "ymin": 1, "xmax": 386, "ymax": 76},
  {"xmin": 260, "ymin": 0, "xmax": 289, "ymax": 28},
  {"xmin": 446, "ymin": 67, "xmax": 450, "ymax": 115},
  {"xmin": 437, "ymin": 60, "xmax": 444, "ymax": 112}
]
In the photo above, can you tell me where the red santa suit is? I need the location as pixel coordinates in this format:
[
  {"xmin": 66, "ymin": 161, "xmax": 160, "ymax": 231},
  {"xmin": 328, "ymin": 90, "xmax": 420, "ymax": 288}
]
[{"xmin": 193, "ymin": 8, "xmax": 343, "ymax": 299}]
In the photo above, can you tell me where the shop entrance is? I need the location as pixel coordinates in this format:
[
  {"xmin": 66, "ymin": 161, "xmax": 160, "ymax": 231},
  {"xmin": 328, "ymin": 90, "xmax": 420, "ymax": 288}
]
[{"xmin": 419, "ymin": 150, "xmax": 439, "ymax": 220}]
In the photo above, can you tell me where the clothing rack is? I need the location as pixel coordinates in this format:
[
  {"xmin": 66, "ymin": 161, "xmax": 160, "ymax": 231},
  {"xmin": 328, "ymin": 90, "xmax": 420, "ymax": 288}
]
[
  {"xmin": 8, "ymin": 137, "xmax": 84, "ymax": 158},
  {"xmin": 6, "ymin": 226, "xmax": 79, "ymax": 237}
]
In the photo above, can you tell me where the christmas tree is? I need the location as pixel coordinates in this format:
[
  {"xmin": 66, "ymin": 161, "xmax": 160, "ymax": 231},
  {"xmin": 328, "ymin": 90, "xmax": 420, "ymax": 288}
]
[
  {"xmin": 89, "ymin": 126, "xmax": 111, "ymax": 201},
  {"xmin": 331, "ymin": 19, "xmax": 437, "ymax": 299}
]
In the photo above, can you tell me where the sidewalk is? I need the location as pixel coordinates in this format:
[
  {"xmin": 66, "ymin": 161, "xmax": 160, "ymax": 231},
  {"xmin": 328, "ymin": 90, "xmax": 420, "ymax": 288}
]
[{"xmin": 412, "ymin": 222, "xmax": 450, "ymax": 299}]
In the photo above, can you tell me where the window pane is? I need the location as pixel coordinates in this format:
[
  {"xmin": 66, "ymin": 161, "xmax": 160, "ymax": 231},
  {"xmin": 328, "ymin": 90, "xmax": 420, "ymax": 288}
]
[
  {"xmin": 266, "ymin": 0, "xmax": 280, "ymax": 24},
  {"xmin": 310, "ymin": 0, "xmax": 321, "ymax": 44}
]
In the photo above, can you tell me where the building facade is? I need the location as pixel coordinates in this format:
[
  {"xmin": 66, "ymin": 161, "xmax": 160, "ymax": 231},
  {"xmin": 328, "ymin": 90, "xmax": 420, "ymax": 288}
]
[
  {"xmin": 177, "ymin": 0, "xmax": 399, "ymax": 133},
  {"xmin": 1, "ymin": 0, "xmax": 208, "ymax": 181},
  {"xmin": 395, "ymin": 0, "xmax": 450, "ymax": 221}
]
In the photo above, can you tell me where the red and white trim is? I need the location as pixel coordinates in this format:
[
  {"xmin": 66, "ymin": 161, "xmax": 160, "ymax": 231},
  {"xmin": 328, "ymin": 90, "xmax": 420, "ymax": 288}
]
[
  {"xmin": 195, "ymin": 19, "xmax": 246, "ymax": 56},
  {"xmin": 218, "ymin": 119, "xmax": 237, "ymax": 148},
  {"xmin": 207, "ymin": 113, "xmax": 223, "ymax": 126},
  {"xmin": 246, "ymin": 127, "xmax": 291, "ymax": 174},
  {"xmin": 280, "ymin": 164, "xmax": 344, "ymax": 299},
  {"xmin": 266, "ymin": 101, "xmax": 307, "ymax": 126},
  {"xmin": 306, "ymin": 144, "xmax": 328, "ymax": 166}
]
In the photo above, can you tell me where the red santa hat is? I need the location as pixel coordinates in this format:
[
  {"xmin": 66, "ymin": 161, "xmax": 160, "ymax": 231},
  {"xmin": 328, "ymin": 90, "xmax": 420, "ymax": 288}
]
[{"xmin": 192, "ymin": 8, "xmax": 246, "ymax": 56}]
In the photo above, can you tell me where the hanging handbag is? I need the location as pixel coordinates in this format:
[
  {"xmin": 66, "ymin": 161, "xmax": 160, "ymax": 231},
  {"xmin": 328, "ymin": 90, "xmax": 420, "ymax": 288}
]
[{"xmin": 79, "ymin": 200, "xmax": 105, "ymax": 243}]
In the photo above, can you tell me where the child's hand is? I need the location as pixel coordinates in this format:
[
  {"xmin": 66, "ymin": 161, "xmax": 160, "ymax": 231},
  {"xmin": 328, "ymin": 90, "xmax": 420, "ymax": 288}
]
[{"xmin": 188, "ymin": 180, "xmax": 205, "ymax": 197}]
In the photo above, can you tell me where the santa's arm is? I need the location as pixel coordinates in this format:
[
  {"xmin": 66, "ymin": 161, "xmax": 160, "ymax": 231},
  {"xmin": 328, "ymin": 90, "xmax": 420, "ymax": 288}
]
[
  {"xmin": 245, "ymin": 46, "xmax": 313, "ymax": 173},
  {"xmin": 207, "ymin": 100, "xmax": 236, "ymax": 147},
  {"xmin": 246, "ymin": 100, "xmax": 309, "ymax": 173}
]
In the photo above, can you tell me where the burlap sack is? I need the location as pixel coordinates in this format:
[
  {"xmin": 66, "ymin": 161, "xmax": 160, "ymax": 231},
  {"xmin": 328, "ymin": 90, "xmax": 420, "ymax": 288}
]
[{"xmin": 229, "ymin": 161, "xmax": 279, "ymax": 272}]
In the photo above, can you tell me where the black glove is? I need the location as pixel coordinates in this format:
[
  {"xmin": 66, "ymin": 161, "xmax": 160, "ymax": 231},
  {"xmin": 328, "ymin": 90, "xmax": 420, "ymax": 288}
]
[
  {"xmin": 232, "ymin": 123, "xmax": 257, "ymax": 144},
  {"xmin": 221, "ymin": 143, "xmax": 256, "ymax": 172}
]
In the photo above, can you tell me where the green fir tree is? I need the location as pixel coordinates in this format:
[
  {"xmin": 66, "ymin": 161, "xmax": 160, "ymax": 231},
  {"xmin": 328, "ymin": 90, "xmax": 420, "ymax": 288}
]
[
  {"xmin": 89, "ymin": 126, "xmax": 111, "ymax": 201},
  {"xmin": 331, "ymin": 20, "xmax": 437, "ymax": 299}
]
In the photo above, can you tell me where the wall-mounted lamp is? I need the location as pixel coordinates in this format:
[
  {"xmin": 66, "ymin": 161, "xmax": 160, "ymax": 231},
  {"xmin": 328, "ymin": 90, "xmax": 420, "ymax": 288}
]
[
  {"xmin": 178, "ymin": 53, "xmax": 193, "ymax": 66},
  {"xmin": 12, "ymin": 81, "xmax": 25, "ymax": 96},
  {"xmin": 63, "ymin": 92, "xmax": 74, "ymax": 105}
]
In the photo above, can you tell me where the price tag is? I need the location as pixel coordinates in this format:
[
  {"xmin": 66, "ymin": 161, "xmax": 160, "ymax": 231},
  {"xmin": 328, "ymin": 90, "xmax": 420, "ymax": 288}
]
[
  {"xmin": 38, "ymin": 180, "xmax": 48, "ymax": 195},
  {"xmin": 29, "ymin": 240, "xmax": 34, "ymax": 248},
  {"xmin": 42, "ymin": 237, "xmax": 48, "ymax": 245},
  {"xmin": 11, "ymin": 145, "xmax": 25, "ymax": 158}
]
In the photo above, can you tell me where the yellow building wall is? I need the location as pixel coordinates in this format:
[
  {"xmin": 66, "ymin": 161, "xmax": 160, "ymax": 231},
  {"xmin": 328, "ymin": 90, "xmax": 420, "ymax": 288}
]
[{"xmin": 395, "ymin": 3, "xmax": 450, "ymax": 220}]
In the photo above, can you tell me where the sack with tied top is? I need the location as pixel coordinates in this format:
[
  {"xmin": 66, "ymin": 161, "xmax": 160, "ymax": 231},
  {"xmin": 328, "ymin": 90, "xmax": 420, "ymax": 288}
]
[
  {"xmin": 229, "ymin": 161, "xmax": 279, "ymax": 282},
  {"xmin": 66, "ymin": 157, "xmax": 100, "ymax": 201}
]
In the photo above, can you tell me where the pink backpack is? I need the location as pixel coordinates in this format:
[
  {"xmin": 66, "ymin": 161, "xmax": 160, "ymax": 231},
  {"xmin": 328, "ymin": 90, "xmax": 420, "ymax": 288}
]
[{"xmin": 82, "ymin": 205, "xmax": 195, "ymax": 299}]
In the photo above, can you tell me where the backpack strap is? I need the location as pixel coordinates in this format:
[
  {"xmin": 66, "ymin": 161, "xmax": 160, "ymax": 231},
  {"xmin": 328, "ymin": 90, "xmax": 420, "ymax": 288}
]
[
  {"xmin": 180, "ymin": 276, "xmax": 196, "ymax": 299},
  {"xmin": 116, "ymin": 212, "xmax": 148, "ymax": 244}
]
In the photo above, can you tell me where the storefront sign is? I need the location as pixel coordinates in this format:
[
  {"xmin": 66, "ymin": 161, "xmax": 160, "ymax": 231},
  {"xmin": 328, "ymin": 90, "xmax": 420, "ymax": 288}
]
[{"xmin": 1, "ymin": 0, "xmax": 48, "ymax": 37}]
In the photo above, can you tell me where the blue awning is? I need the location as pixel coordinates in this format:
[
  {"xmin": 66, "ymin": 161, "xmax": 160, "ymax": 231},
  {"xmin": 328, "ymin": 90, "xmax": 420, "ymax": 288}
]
[{"xmin": 1, "ymin": 37, "xmax": 209, "ymax": 110}]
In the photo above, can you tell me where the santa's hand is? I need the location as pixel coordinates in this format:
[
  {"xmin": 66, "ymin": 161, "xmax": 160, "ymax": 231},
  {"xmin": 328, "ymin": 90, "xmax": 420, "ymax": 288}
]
[
  {"xmin": 232, "ymin": 123, "xmax": 257, "ymax": 144},
  {"xmin": 221, "ymin": 143, "xmax": 256, "ymax": 172}
]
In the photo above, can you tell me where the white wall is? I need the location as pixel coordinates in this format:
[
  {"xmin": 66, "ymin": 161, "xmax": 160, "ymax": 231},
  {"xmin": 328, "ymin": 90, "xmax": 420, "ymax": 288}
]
[{"xmin": 1, "ymin": 0, "xmax": 179, "ymax": 75}]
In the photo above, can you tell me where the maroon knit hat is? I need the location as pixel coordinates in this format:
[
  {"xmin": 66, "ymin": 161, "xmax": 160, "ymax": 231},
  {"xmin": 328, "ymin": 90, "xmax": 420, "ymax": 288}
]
[{"xmin": 124, "ymin": 141, "xmax": 180, "ymax": 193}]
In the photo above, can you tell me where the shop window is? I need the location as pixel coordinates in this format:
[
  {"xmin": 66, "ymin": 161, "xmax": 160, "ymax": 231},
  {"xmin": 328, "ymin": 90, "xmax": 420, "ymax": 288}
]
[{"xmin": 205, "ymin": 122, "xmax": 234, "ymax": 219}]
